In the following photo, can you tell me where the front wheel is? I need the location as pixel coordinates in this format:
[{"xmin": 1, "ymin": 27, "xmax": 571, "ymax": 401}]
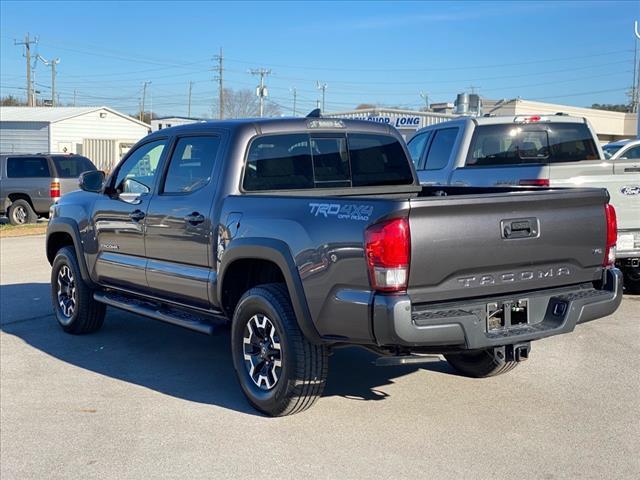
[
  {"xmin": 445, "ymin": 349, "xmax": 518, "ymax": 378},
  {"xmin": 231, "ymin": 283, "xmax": 328, "ymax": 416},
  {"xmin": 51, "ymin": 246, "xmax": 106, "ymax": 334}
]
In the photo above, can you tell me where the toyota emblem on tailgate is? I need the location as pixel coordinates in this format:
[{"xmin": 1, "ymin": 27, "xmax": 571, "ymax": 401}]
[{"xmin": 620, "ymin": 186, "xmax": 640, "ymax": 196}]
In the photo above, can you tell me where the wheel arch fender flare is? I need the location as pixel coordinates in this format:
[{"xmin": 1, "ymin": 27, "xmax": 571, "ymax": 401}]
[
  {"xmin": 46, "ymin": 218, "xmax": 95, "ymax": 288},
  {"xmin": 218, "ymin": 237, "xmax": 322, "ymax": 344}
]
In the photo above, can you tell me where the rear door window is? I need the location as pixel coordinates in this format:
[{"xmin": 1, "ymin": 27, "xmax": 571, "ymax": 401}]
[
  {"xmin": 51, "ymin": 156, "xmax": 96, "ymax": 178},
  {"xmin": 466, "ymin": 123, "xmax": 598, "ymax": 166},
  {"xmin": 163, "ymin": 136, "xmax": 221, "ymax": 193},
  {"xmin": 424, "ymin": 128, "xmax": 458, "ymax": 170},
  {"xmin": 406, "ymin": 132, "xmax": 431, "ymax": 169},
  {"xmin": 6, "ymin": 157, "xmax": 51, "ymax": 177}
]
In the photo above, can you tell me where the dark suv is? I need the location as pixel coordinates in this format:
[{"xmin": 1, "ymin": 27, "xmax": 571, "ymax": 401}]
[{"xmin": 0, "ymin": 153, "xmax": 96, "ymax": 224}]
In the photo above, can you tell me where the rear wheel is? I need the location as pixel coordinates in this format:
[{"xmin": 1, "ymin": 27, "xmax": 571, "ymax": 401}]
[
  {"xmin": 445, "ymin": 349, "xmax": 518, "ymax": 378},
  {"xmin": 8, "ymin": 199, "xmax": 37, "ymax": 225},
  {"xmin": 622, "ymin": 266, "xmax": 640, "ymax": 294},
  {"xmin": 231, "ymin": 283, "xmax": 328, "ymax": 416},
  {"xmin": 51, "ymin": 246, "xmax": 106, "ymax": 334}
]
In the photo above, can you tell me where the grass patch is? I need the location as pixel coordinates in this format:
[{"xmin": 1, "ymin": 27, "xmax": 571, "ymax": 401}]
[{"xmin": 0, "ymin": 222, "xmax": 48, "ymax": 238}]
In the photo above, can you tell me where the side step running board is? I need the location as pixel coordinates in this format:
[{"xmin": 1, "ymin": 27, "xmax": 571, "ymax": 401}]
[{"xmin": 94, "ymin": 291, "xmax": 221, "ymax": 335}]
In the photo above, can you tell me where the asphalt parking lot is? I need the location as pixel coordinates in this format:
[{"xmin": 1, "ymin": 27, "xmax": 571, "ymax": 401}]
[{"xmin": 1, "ymin": 235, "xmax": 639, "ymax": 479}]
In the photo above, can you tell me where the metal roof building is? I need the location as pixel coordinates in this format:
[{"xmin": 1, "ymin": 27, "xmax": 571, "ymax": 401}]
[
  {"xmin": 0, "ymin": 106, "xmax": 151, "ymax": 171},
  {"xmin": 325, "ymin": 108, "xmax": 457, "ymax": 140}
]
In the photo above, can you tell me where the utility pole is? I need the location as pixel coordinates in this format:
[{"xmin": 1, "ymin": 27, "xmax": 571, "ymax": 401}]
[
  {"xmin": 73, "ymin": 89, "xmax": 77, "ymax": 107},
  {"xmin": 250, "ymin": 68, "xmax": 272, "ymax": 117},
  {"xmin": 140, "ymin": 81, "xmax": 151, "ymax": 122},
  {"xmin": 631, "ymin": 34, "xmax": 639, "ymax": 114},
  {"xmin": 14, "ymin": 34, "xmax": 38, "ymax": 106},
  {"xmin": 316, "ymin": 81, "xmax": 327, "ymax": 113},
  {"xmin": 187, "ymin": 81, "xmax": 193, "ymax": 117},
  {"xmin": 290, "ymin": 87, "xmax": 297, "ymax": 116},
  {"xmin": 419, "ymin": 91, "xmax": 429, "ymax": 111},
  {"xmin": 213, "ymin": 48, "xmax": 224, "ymax": 119},
  {"xmin": 37, "ymin": 55, "xmax": 60, "ymax": 107}
]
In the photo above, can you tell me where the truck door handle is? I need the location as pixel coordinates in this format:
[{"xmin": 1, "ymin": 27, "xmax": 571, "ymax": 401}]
[
  {"xmin": 184, "ymin": 212, "xmax": 205, "ymax": 225},
  {"xmin": 129, "ymin": 210, "xmax": 145, "ymax": 221}
]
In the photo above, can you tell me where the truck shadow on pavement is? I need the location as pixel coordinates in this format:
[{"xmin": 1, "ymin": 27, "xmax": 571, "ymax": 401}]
[{"xmin": 1, "ymin": 282, "xmax": 456, "ymax": 416}]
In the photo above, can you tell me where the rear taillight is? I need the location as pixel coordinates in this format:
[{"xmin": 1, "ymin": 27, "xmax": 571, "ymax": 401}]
[
  {"xmin": 365, "ymin": 217, "xmax": 410, "ymax": 292},
  {"xmin": 604, "ymin": 203, "xmax": 617, "ymax": 267},
  {"xmin": 50, "ymin": 181, "xmax": 61, "ymax": 199},
  {"xmin": 519, "ymin": 178, "xmax": 550, "ymax": 187}
]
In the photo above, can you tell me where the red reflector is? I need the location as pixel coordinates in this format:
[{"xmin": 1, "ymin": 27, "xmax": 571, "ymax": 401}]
[
  {"xmin": 365, "ymin": 217, "xmax": 410, "ymax": 292},
  {"xmin": 519, "ymin": 178, "xmax": 549, "ymax": 187},
  {"xmin": 528, "ymin": 115, "xmax": 541, "ymax": 122},
  {"xmin": 604, "ymin": 204, "xmax": 617, "ymax": 266},
  {"xmin": 50, "ymin": 181, "xmax": 61, "ymax": 198}
]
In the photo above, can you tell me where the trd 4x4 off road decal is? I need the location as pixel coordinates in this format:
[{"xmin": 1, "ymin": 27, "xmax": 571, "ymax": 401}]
[{"xmin": 309, "ymin": 203, "xmax": 373, "ymax": 221}]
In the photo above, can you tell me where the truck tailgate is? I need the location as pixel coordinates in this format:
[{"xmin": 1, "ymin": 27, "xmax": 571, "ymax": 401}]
[{"xmin": 407, "ymin": 188, "xmax": 608, "ymax": 303}]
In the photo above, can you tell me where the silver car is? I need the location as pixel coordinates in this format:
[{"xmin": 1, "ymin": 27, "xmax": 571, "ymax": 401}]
[
  {"xmin": 0, "ymin": 153, "xmax": 96, "ymax": 225},
  {"xmin": 407, "ymin": 114, "xmax": 640, "ymax": 292}
]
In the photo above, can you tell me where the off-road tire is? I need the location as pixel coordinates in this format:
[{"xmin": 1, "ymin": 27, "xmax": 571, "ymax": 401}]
[
  {"xmin": 622, "ymin": 267, "xmax": 640, "ymax": 294},
  {"xmin": 51, "ymin": 246, "xmax": 106, "ymax": 334},
  {"xmin": 445, "ymin": 349, "xmax": 518, "ymax": 378},
  {"xmin": 8, "ymin": 199, "xmax": 37, "ymax": 225},
  {"xmin": 231, "ymin": 283, "xmax": 328, "ymax": 416}
]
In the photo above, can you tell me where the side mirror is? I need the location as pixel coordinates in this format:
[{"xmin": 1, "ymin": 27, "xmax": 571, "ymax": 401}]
[{"xmin": 79, "ymin": 170, "xmax": 106, "ymax": 193}]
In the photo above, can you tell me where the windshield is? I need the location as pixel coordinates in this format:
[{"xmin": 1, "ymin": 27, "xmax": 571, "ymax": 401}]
[
  {"xmin": 466, "ymin": 122, "xmax": 599, "ymax": 166},
  {"xmin": 602, "ymin": 145, "xmax": 623, "ymax": 160},
  {"xmin": 51, "ymin": 155, "xmax": 96, "ymax": 178}
]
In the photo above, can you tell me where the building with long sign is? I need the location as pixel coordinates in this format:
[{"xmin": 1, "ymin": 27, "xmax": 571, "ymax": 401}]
[{"xmin": 327, "ymin": 100, "xmax": 638, "ymax": 144}]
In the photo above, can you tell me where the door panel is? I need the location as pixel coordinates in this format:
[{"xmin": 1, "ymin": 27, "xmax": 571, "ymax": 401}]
[
  {"xmin": 144, "ymin": 135, "xmax": 221, "ymax": 308},
  {"xmin": 92, "ymin": 139, "xmax": 168, "ymax": 292}
]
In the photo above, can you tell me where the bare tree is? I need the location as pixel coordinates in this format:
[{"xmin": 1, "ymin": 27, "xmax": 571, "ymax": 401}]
[{"xmin": 213, "ymin": 88, "xmax": 281, "ymax": 119}]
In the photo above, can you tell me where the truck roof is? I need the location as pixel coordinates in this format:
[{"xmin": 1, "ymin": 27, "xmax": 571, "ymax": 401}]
[
  {"xmin": 145, "ymin": 116, "xmax": 396, "ymax": 139},
  {"xmin": 415, "ymin": 113, "xmax": 588, "ymax": 132}
]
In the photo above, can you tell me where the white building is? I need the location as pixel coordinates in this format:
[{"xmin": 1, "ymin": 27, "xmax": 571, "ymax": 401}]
[
  {"xmin": 151, "ymin": 116, "xmax": 202, "ymax": 131},
  {"xmin": 0, "ymin": 106, "xmax": 151, "ymax": 171},
  {"xmin": 325, "ymin": 108, "xmax": 457, "ymax": 140}
]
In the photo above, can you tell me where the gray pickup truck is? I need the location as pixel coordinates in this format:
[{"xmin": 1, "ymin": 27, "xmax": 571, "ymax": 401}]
[{"xmin": 46, "ymin": 117, "xmax": 622, "ymax": 416}]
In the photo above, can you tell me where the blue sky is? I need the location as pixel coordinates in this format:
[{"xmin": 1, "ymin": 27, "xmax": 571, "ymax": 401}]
[{"xmin": 1, "ymin": 0, "xmax": 638, "ymax": 117}]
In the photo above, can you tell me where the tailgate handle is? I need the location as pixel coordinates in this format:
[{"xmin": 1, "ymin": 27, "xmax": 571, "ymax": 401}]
[{"xmin": 501, "ymin": 218, "xmax": 539, "ymax": 239}]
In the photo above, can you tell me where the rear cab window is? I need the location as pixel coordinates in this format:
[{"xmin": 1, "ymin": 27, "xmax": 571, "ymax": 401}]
[
  {"xmin": 242, "ymin": 132, "xmax": 413, "ymax": 191},
  {"xmin": 466, "ymin": 122, "xmax": 599, "ymax": 167},
  {"xmin": 51, "ymin": 155, "xmax": 96, "ymax": 178},
  {"xmin": 6, "ymin": 156, "xmax": 51, "ymax": 178}
]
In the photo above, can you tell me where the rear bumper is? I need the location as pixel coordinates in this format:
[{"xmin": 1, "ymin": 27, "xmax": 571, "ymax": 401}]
[{"xmin": 372, "ymin": 268, "xmax": 623, "ymax": 350}]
